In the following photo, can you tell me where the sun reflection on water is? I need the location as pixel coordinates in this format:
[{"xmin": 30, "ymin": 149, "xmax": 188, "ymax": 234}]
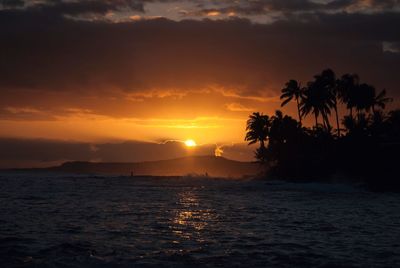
[{"xmin": 171, "ymin": 190, "xmax": 217, "ymax": 240}]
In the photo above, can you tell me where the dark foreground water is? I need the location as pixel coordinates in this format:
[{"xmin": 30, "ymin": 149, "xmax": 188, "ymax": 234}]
[{"xmin": 1, "ymin": 173, "xmax": 400, "ymax": 268}]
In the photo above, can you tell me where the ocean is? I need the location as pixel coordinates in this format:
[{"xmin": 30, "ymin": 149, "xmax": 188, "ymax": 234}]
[{"xmin": 0, "ymin": 173, "xmax": 399, "ymax": 267}]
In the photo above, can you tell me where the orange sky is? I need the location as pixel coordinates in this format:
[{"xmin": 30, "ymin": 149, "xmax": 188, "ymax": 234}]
[
  {"xmin": 0, "ymin": 86, "xmax": 285, "ymax": 144},
  {"xmin": 1, "ymin": 0, "xmax": 399, "ymax": 166}
]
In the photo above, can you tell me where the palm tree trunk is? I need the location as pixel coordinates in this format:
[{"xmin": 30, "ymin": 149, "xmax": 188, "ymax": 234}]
[
  {"xmin": 296, "ymin": 97, "xmax": 302, "ymax": 125},
  {"xmin": 322, "ymin": 113, "xmax": 330, "ymax": 131},
  {"xmin": 259, "ymin": 140, "xmax": 266, "ymax": 163},
  {"xmin": 327, "ymin": 114, "xmax": 331, "ymax": 130},
  {"xmin": 334, "ymin": 104, "xmax": 340, "ymax": 137},
  {"xmin": 314, "ymin": 114, "xmax": 318, "ymax": 128}
]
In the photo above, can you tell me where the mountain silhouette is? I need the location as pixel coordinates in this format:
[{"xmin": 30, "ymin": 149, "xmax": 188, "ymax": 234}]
[{"xmin": 27, "ymin": 155, "xmax": 260, "ymax": 178}]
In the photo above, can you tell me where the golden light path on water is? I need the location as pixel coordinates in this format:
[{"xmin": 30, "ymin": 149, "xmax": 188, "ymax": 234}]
[{"xmin": 172, "ymin": 190, "xmax": 217, "ymax": 241}]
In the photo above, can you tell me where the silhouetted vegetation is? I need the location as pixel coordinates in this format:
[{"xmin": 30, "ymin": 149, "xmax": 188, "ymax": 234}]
[{"xmin": 246, "ymin": 68, "xmax": 399, "ymax": 191}]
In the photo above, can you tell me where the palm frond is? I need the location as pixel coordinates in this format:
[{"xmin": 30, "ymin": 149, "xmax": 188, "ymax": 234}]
[{"xmin": 281, "ymin": 96, "xmax": 293, "ymax": 107}]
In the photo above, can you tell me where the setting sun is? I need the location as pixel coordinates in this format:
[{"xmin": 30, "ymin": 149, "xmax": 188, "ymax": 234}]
[{"xmin": 184, "ymin": 139, "xmax": 197, "ymax": 147}]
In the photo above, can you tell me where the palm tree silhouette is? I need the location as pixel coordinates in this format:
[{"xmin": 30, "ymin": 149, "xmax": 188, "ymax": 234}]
[
  {"xmin": 245, "ymin": 112, "xmax": 270, "ymax": 162},
  {"xmin": 269, "ymin": 110, "xmax": 299, "ymax": 145},
  {"xmin": 280, "ymin": 80, "xmax": 304, "ymax": 125},
  {"xmin": 354, "ymin": 83, "xmax": 375, "ymax": 119},
  {"xmin": 371, "ymin": 89, "xmax": 392, "ymax": 113},
  {"xmin": 337, "ymin": 73, "xmax": 359, "ymax": 118},
  {"xmin": 318, "ymin": 69, "xmax": 340, "ymax": 136},
  {"xmin": 244, "ymin": 68, "xmax": 399, "ymax": 187},
  {"xmin": 301, "ymin": 83, "xmax": 321, "ymax": 128},
  {"xmin": 300, "ymin": 71, "xmax": 334, "ymax": 130}
]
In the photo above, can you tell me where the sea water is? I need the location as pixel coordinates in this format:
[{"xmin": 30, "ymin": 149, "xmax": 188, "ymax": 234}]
[{"xmin": 0, "ymin": 173, "xmax": 399, "ymax": 267}]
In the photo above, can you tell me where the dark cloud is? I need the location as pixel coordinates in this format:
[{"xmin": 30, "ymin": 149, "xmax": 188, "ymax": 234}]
[
  {"xmin": 3, "ymin": 0, "xmax": 399, "ymax": 18},
  {"xmin": 38, "ymin": 0, "xmax": 145, "ymax": 16},
  {"xmin": 233, "ymin": 0, "xmax": 337, "ymax": 13},
  {"xmin": 1, "ymin": 0, "xmax": 146, "ymax": 15},
  {"xmin": 271, "ymin": 11, "xmax": 400, "ymax": 42},
  {"xmin": 192, "ymin": 0, "xmax": 400, "ymax": 17},
  {"xmin": 1, "ymin": 7, "xmax": 399, "ymax": 93},
  {"xmin": 0, "ymin": 0, "xmax": 24, "ymax": 8},
  {"xmin": 0, "ymin": 138, "xmax": 94, "ymax": 164}
]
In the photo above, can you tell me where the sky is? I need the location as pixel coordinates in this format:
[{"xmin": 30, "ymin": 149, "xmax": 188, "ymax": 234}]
[{"xmin": 1, "ymin": 0, "xmax": 400, "ymax": 167}]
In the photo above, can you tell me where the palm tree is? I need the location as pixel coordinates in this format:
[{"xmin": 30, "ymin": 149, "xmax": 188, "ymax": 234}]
[
  {"xmin": 267, "ymin": 110, "xmax": 300, "ymax": 161},
  {"xmin": 352, "ymin": 85, "xmax": 392, "ymax": 117},
  {"xmin": 343, "ymin": 85, "xmax": 391, "ymax": 135},
  {"xmin": 280, "ymin": 80, "xmax": 303, "ymax": 125},
  {"xmin": 371, "ymin": 89, "xmax": 392, "ymax": 113},
  {"xmin": 300, "ymin": 70, "xmax": 335, "ymax": 131},
  {"xmin": 269, "ymin": 110, "xmax": 299, "ymax": 145},
  {"xmin": 301, "ymin": 83, "xmax": 321, "ymax": 128},
  {"xmin": 337, "ymin": 73, "xmax": 359, "ymax": 118},
  {"xmin": 354, "ymin": 83, "xmax": 376, "ymax": 119},
  {"xmin": 318, "ymin": 69, "xmax": 340, "ymax": 136},
  {"xmin": 387, "ymin": 109, "xmax": 400, "ymax": 140},
  {"xmin": 245, "ymin": 112, "xmax": 270, "ymax": 162}
]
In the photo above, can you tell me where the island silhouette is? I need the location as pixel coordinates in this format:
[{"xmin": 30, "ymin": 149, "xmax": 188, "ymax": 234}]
[
  {"xmin": 13, "ymin": 155, "xmax": 259, "ymax": 178},
  {"xmin": 244, "ymin": 68, "xmax": 399, "ymax": 191}
]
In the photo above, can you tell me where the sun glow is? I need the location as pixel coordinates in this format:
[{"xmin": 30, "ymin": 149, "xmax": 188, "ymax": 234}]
[{"xmin": 184, "ymin": 139, "xmax": 197, "ymax": 147}]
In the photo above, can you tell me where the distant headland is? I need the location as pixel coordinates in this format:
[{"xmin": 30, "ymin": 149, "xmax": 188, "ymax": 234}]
[{"xmin": 6, "ymin": 155, "xmax": 260, "ymax": 178}]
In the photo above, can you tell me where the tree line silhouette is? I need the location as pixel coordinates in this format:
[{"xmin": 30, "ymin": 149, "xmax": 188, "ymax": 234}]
[{"xmin": 245, "ymin": 69, "xmax": 399, "ymax": 191}]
